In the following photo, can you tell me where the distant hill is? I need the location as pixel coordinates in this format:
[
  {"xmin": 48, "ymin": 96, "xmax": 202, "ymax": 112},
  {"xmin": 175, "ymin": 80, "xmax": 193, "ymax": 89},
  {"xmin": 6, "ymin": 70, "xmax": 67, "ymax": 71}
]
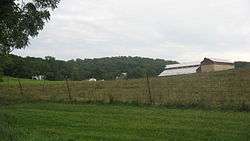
[{"xmin": 0, "ymin": 54, "xmax": 177, "ymax": 80}]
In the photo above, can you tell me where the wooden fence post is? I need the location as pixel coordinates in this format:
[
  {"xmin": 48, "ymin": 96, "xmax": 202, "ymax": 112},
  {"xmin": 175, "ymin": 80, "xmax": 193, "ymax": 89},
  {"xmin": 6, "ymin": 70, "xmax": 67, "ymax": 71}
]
[
  {"xmin": 65, "ymin": 78, "xmax": 72, "ymax": 102},
  {"xmin": 42, "ymin": 79, "xmax": 46, "ymax": 95},
  {"xmin": 17, "ymin": 78, "xmax": 23, "ymax": 96},
  {"xmin": 146, "ymin": 73, "xmax": 153, "ymax": 104},
  {"xmin": 7, "ymin": 76, "xmax": 10, "ymax": 92}
]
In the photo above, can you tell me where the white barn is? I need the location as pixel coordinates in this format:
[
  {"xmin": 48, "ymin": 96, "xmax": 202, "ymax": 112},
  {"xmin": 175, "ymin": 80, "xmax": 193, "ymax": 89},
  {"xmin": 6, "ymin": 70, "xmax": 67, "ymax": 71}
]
[
  {"xmin": 89, "ymin": 78, "xmax": 97, "ymax": 81},
  {"xmin": 159, "ymin": 62, "xmax": 200, "ymax": 77},
  {"xmin": 32, "ymin": 75, "xmax": 45, "ymax": 80}
]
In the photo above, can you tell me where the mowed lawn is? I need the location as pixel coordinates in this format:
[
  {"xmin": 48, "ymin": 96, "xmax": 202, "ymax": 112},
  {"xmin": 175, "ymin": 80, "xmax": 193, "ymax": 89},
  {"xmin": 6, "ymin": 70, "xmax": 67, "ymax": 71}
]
[{"xmin": 0, "ymin": 103, "xmax": 250, "ymax": 141}]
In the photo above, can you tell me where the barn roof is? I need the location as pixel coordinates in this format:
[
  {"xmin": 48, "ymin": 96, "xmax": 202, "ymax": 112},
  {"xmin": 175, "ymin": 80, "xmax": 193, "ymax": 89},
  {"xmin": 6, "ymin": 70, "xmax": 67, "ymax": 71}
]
[
  {"xmin": 165, "ymin": 62, "xmax": 200, "ymax": 69},
  {"xmin": 164, "ymin": 57, "xmax": 234, "ymax": 70},
  {"xmin": 205, "ymin": 58, "xmax": 234, "ymax": 64}
]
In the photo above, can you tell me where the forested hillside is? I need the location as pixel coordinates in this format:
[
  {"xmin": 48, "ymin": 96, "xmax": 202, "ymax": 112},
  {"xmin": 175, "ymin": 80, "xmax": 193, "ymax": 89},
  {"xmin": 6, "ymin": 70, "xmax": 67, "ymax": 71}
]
[
  {"xmin": 0, "ymin": 55, "xmax": 177, "ymax": 80},
  {"xmin": 235, "ymin": 61, "xmax": 250, "ymax": 69}
]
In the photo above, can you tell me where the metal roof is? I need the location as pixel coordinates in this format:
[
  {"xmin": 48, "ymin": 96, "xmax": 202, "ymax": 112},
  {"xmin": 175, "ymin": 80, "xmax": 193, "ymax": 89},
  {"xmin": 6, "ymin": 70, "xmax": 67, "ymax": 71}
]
[
  {"xmin": 159, "ymin": 66, "xmax": 199, "ymax": 76},
  {"xmin": 205, "ymin": 58, "xmax": 234, "ymax": 63},
  {"xmin": 166, "ymin": 58, "xmax": 234, "ymax": 69},
  {"xmin": 165, "ymin": 62, "xmax": 200, "ymax": 69}
]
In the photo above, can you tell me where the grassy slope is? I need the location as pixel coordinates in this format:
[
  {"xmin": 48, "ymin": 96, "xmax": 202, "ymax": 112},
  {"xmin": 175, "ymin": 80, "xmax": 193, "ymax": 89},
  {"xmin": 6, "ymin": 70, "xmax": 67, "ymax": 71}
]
[
  {"xmin": 1, "ymin": 69, "xmax": 250, "ymax": 110},
  {"xmin": 0, "ymin": 103, "xmax": 250, "ymax": 141}
]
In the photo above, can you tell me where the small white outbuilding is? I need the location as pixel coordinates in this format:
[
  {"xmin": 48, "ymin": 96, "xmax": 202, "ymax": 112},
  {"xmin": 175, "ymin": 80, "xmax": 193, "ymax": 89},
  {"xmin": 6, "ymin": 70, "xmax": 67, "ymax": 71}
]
[
  {"xmin": 32, "ymin": 75, "xmax": 45, "ymax": 80},
  {"xmin": 88, "ymin": 78, "xmax": 97, "ymax": 82}
]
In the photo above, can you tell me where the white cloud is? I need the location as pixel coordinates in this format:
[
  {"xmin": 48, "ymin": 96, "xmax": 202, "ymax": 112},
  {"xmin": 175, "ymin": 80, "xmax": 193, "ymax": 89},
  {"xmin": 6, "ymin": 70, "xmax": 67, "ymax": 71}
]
[{"xmin": 13, "ymin": 0, "xmax": 250, "ymax": 62}]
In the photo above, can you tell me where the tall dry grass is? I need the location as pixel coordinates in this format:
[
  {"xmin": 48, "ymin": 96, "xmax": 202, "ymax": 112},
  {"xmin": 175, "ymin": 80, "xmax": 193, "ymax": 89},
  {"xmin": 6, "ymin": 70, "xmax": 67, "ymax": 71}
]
[{"xmin": 0, "ymin": 69, "xmax": 250, "ymax": 111}]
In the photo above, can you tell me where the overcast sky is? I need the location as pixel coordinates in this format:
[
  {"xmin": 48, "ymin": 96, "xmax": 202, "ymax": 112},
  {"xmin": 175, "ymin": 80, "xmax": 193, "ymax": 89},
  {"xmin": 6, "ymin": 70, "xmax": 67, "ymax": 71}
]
[{"xmin": 13, "ymin": 0, "xmax": 250, "ymax": 62}]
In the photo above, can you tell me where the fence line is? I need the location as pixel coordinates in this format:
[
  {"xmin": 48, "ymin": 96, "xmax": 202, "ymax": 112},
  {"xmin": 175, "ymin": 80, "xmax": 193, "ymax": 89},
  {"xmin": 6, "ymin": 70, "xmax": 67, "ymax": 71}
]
[
  {"xmin": 17, "ymin": 79, "xmax": 23, "ymax": 96},
  {"xmin": 0, "ymin": 75, "xmax": 249, "ymax": 111},
  {"xmin": 42, "ymin": 79, "xmax": 46, "ymax": 95},
  {"xmin": 146, "ymin": 73, "xmax": 152, "ymax": 104},
  {"xmin": 65, "ymin": 78, "xmax": 72, "ymax": 102}
]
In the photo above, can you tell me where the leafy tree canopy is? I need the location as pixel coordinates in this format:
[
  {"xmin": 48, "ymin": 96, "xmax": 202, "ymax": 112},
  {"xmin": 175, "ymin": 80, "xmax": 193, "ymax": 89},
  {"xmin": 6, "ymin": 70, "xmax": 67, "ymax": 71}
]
[
  {"xmin": 2, "ymin": 54, "xmax": 178, "ymax": 80},
  {"xmin": 0, "ymin": 0, "xmax": 60, "ymax": 55}
]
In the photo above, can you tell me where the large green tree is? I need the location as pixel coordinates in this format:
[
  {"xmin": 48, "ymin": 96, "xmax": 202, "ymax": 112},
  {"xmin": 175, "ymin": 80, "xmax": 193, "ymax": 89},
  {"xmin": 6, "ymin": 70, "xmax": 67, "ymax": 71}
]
[{"xmin": 0, "ymin": 0, "xmax": 60, "ymax": 55}]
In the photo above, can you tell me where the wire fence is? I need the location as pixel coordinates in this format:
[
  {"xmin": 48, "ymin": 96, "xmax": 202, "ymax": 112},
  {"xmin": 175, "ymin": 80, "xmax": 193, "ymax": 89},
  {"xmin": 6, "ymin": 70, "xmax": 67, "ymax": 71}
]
[{"xmin": 0, "ymin": 72, "xmax": 250, "ymax": 111}]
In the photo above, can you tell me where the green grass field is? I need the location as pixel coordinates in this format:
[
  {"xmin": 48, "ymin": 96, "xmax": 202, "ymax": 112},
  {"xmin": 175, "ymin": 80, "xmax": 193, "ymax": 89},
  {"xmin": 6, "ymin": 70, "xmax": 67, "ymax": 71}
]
[
  {"xmin": 1, "ymin": 103, "xmax": 250, "ymax": 141},
  {"xmin": 0, "ymin": 70, "xmax": 250, "ymax": 140}
]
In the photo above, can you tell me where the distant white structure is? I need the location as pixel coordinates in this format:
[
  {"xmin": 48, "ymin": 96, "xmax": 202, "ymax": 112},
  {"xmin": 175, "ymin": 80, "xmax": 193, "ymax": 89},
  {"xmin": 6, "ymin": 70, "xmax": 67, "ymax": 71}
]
[
  {"xmin": 116, "ymin": 72, "xmax": 127, "ymax": 80},
  {"xmin": 159, "ymin": 57, "xmax": 235, "ymax": 77},
  {"xmin": 159, "ymin": 62, "xmax": 200, "ymax": 76},
  {"xmin": 88, "ymin": 78, "xmax": 97, "ymax": 82},
  {"xmin": 32, "ymin": 75, "xmax": 45, "ymax": 80}
]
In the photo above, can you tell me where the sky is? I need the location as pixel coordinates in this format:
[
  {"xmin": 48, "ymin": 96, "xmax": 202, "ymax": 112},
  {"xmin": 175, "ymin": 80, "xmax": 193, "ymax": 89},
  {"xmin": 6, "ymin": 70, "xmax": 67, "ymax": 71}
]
[{"xmin": 13, "ymin": 0, "xmax": 250, "ymax": 62}]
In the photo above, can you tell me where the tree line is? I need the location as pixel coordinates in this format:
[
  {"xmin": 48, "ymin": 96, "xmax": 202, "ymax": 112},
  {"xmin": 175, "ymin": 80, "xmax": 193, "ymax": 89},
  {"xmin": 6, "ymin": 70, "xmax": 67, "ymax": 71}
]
[
  {"xmin": 1, "ymin": 0, "xmax": 60, "ymax": 82},
  {"xmin": 0, "ymin": 54, "xmax": 177, "ymax": 81}
]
